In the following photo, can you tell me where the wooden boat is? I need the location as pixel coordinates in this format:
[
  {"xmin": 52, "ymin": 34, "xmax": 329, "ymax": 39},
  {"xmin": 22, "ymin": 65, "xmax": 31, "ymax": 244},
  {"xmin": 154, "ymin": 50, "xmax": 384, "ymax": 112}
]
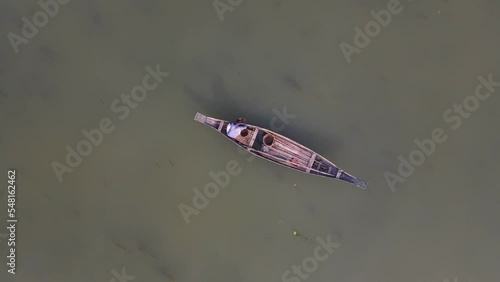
[{"xmin": 194, "ymin": 112, "xmax": 367, "ymax": 189}]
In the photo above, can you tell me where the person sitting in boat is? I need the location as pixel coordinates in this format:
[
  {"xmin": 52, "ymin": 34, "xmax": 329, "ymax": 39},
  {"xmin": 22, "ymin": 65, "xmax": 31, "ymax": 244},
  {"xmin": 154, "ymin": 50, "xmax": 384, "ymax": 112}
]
[{"xmin": 226, "ymin": 117, "xmax": 247, "ymax": 138}]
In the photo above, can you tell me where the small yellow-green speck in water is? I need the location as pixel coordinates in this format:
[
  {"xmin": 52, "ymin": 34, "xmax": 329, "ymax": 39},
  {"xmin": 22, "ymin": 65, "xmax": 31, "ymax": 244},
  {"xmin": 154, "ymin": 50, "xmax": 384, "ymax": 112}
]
[{"xmin": 293, "ymin": 230, "xmax": 298, "ymax": 236}]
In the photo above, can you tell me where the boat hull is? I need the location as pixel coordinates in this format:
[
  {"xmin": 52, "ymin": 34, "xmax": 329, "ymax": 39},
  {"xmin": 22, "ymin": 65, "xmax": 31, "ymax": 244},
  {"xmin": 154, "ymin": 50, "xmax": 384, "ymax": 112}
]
[{"xmin": 194, "ymin": 112, "xmax": 367, "ymax": 189}]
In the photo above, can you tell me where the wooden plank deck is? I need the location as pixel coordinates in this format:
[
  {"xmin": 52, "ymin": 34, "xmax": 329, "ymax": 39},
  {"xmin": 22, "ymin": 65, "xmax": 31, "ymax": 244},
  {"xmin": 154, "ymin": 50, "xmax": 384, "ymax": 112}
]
[
  {"xmin": 248, "ymin": 129, "xmax": 259, "ymax": 147},
  {"xmin": 306, "ymin": 153, "xmax": 317, "ymax": 173},
  {"xmin": 266, "ymin": 135, "xmax": 313, "ymax": 171}
]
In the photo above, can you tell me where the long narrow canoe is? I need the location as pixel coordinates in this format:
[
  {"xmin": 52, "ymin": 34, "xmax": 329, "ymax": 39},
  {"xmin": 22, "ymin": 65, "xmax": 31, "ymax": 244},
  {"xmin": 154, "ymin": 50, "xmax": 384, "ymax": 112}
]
[{"xmin": 194, "ymin": 112, "xmax": 367, "ymax": 189}]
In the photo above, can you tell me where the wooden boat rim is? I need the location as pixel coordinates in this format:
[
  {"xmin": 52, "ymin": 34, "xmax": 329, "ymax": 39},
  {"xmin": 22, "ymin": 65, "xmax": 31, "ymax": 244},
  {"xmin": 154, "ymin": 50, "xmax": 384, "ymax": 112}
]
[{"xmin": 193, "ymin": 112, "xmax": 366, "ymax": 189}]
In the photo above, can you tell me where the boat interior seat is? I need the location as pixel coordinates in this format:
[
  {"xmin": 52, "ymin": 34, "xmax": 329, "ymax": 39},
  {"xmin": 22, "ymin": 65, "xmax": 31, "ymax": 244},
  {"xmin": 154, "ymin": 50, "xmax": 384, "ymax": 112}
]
[
  {"xmin": 221, "ymin": 122, "xmax": 229, "ymax": 135},
  {"xmin": 252, "ymin": 130, "xmax": 266, "ymax": 150}
]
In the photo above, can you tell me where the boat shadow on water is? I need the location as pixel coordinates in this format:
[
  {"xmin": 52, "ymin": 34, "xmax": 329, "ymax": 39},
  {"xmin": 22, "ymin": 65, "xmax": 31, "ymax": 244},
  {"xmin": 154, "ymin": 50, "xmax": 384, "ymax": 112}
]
[
  {"xmin": 183, "ymin": 74, "xmax": 246, "ymax": 120},
  {"xmin": 184, "ymin": 81, "xmax": 342, "ymax": 159},
  {"xmin": 184, "ymin": 73, "xmax": 279, "ymax": 125},
  {"xmin": 182, "ymin": 58, "xmax": 273, "ymax": 121},
  {"xmin": 185, "ymin": 72, "xmax": 363, "ymax": 187}
]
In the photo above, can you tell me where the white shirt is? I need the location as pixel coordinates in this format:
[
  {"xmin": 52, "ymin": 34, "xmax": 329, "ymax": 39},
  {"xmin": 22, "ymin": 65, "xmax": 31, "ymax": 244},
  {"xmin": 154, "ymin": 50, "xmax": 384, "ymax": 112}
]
[{"xmin": 227, "ymin": 123, "xmax": 247, "ymax": 138}]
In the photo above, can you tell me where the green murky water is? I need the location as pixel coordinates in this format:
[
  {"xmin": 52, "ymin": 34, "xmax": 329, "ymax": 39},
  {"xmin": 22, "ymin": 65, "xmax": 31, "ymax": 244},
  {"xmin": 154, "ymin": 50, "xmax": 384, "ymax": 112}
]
[{"xmin": 0, "ymin": 0, "xmax": 499, "ymax": 281}]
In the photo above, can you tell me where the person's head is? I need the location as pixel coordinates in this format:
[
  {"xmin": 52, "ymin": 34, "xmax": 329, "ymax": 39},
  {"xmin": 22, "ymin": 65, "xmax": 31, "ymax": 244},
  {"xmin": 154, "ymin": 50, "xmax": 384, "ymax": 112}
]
[{"xmin": 236, "ymin": 118, "xmax": 245, "ymax": 125}]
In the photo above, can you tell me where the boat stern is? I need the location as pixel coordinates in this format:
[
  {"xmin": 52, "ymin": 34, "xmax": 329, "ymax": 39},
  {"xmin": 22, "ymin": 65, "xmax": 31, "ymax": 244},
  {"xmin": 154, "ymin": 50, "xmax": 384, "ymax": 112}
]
[{"xmin": 338, "ymin": 171, "xmax": 367, "ymax": 189}]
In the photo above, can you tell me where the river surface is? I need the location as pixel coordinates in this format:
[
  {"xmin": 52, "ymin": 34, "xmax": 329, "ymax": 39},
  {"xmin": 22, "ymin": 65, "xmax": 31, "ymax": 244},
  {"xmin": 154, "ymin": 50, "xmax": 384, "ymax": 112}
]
[{"xmin": 0, "ymin": 0, "xmax": 499, "ymax": 282}]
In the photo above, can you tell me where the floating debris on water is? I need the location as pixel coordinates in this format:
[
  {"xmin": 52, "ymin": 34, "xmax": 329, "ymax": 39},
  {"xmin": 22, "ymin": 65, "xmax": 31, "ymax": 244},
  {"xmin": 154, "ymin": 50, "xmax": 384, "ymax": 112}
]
[
  {"xmin": 113, "ymin": 242, "xmax": 131, "ymax": 253},
  {"xmin": 292, "ymin": 229, "xmax": 312, "ymax": 242},
  {"xmin": 282, "ymin": 74, "xmax": 303, "ymax": 91}
]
